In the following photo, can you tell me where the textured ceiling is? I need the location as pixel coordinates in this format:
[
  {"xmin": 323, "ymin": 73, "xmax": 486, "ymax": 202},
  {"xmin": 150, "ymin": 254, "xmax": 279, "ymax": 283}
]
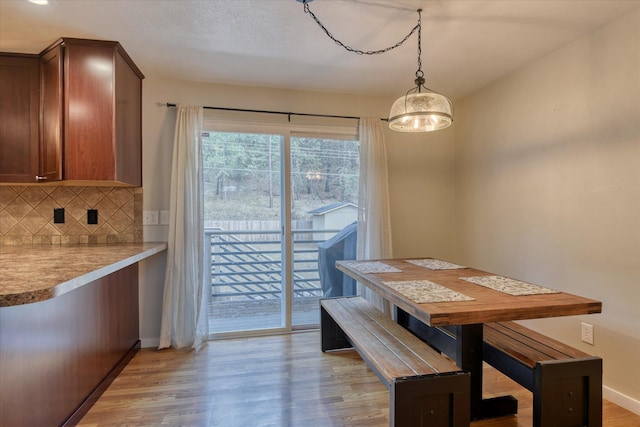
[{"xmin": 1, "ymin": 0, "xmax": 639, "ymax": 100}]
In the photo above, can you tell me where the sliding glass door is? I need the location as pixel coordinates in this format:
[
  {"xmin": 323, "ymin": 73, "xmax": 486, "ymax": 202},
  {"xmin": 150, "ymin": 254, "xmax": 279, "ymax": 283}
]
[
  {"xmin": 204, "ymin": 131, "xmax": 285, "ymax": 334},
  {"xmin": 203, "ymin": 126, "xmax": 358, "ymax": 336},
  {"xmin": 289, "ymin": 135, "xmax": 359, "ymax": 326}
]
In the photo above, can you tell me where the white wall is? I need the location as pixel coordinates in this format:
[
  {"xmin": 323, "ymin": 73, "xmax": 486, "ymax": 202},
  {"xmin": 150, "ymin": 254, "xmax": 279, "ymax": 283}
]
[
  {"xmin": 454, "ymin": 8, "xmax": 640, "ymax": 410},
  {"xmin": 138, "ymin": 77, "xmax": 456, "ymax": 346},
  {"xmin": 388, "ymin": 126, "xmax": 456, "ymax": 259}
]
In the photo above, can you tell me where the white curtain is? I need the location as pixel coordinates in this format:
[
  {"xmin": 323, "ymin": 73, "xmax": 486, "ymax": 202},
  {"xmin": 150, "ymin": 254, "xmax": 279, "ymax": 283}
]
[
  {"xmin": 357, "ymin": 117, "xmax": 393, "ymax": 312},
  {"xmin": 159, "ymin": 105, "xmax": 209, "ymax": 350}
]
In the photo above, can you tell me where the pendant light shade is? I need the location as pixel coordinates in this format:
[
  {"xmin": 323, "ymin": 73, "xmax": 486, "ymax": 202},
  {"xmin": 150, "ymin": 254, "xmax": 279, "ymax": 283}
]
[
  {"xmin": 388, "ymin": 91, "xmax": 453, "ymax": 132},
  {"xmin": 387, "ymin": 8, "xmax": 453, "ymax": 132}
]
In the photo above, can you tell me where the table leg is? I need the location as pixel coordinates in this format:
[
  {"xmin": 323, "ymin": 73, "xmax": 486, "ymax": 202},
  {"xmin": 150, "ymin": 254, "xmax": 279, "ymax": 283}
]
[
  {"xmin": 396, "ymin": 309, "xmax": 518, "ymax": 421},
  {"xmin": 455, "ymin": 324, "xmax": 483, "ymax": 416}
]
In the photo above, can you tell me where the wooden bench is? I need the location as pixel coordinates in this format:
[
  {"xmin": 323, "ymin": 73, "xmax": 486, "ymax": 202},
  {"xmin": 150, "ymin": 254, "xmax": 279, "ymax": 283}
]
[
  {"xmin": 483, "ymin": 321, "xmax": 603, "ymax": 427},
  {"xmin": 320, "ymin": 296, "xmax": 471, "ymax": 427}
]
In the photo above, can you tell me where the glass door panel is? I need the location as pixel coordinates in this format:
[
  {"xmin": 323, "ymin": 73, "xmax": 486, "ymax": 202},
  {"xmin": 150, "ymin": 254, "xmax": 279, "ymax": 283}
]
[
  {"xmin": 290, "ymin": 135, "xmax": 360, "ymax": 327},
  {"xmin": 203, "ymin": 132, "xmax": 284, "ymax": 334}
]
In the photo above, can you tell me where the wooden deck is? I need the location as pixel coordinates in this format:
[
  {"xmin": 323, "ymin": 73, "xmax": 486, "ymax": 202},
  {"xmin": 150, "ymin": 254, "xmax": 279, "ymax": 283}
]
[{"xmin": 209, "ymin": 297, "xmax": 320, "ymax": 333}]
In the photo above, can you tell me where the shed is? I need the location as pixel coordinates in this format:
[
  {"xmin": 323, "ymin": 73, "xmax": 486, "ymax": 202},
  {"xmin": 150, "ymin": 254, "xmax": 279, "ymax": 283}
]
[{"xmin": 308, "ymin": 202, "xmax": 358, "ymax": 240}]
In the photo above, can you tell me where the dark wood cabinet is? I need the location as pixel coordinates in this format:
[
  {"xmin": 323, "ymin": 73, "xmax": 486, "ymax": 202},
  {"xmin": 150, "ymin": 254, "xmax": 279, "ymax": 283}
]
[
  {"xmin": 42, "ymin": 38, "xmax": 144, "ymax": 186},
  {"xmin": 0, "ymin": 38, "xmax": 143, "ymax": 186},
  {"xmin": 39, "ymin": 45, "xmax": 63, "ymax": 182},
  {"xmin": 0, "ymin": 54, "xmax": 40, "ymax": 183},
  {"xmin": 0, "ymin": 264, "xmax": 140, "ymax": 426}
]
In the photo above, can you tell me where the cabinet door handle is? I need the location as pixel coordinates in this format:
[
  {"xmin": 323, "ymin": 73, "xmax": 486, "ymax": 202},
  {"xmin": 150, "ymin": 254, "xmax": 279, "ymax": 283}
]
[{"xmin": 35, "ymin": 176, "xmax": 48, "ymax": 181}]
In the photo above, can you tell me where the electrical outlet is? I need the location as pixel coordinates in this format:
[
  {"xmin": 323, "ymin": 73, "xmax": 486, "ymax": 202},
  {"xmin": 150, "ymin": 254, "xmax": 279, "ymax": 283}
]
[
  {"xmin": 53, "ymin": 208, "xmax": 65, "ymax": 224},
  {"xmin": 581, "ymin": 322, "xmax": 594, "ymax": 345},
  {"xmin": 143, "ymin": 210, "xmax": 159, "ymax": 225},
  {"xmin": 87, "ymin": 209, "xmax": 98, "ymax": 225}
]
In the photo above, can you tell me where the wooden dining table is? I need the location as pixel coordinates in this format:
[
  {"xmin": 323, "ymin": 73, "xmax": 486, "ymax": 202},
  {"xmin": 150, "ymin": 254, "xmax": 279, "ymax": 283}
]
[{"xmin": 336, "ymin": 258, "xmax": 602, "ymax": 421}]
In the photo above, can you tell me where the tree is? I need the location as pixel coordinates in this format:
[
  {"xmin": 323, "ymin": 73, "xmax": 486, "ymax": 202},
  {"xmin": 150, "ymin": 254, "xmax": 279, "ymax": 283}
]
[{"xmin": 203, "ymin": 131, "xmax": 359, "ymax": 221}]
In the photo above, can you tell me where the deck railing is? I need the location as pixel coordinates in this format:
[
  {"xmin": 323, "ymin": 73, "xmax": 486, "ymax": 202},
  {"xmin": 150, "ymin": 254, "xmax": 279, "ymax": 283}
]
[{"xmin": 205, "ymin": 227, "xmax": 341, "ymax": 301}]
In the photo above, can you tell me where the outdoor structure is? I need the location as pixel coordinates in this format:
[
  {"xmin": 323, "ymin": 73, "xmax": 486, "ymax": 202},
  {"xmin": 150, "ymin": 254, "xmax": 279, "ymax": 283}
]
[{"xmin": 308, "ymin": 203, "xmax": 357, "ymax": 240}]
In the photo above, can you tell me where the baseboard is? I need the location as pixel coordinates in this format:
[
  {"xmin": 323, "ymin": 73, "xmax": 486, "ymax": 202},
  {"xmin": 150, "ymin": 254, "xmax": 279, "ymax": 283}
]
[
  {"xmin": 141, "ymin": 337, "xmax": 160, "ymax": 348},
  {"xmin": 63, "ymin": 340, "xmax": 141, "ymax": 426},
  {"xmin": 604, "ymin": 385, "xmax": 640, "ymax": 415}
]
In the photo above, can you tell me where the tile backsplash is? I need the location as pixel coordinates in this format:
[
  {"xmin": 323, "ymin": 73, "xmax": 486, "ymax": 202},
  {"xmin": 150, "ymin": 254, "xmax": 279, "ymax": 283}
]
[{"xmin": 0, "ymin": 186, "xmax": 142, "ymax": 245}]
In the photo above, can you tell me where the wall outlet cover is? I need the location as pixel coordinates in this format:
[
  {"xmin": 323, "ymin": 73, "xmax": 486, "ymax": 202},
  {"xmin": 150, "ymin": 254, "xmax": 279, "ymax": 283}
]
[
  {"xmin": 581, "ymin": 322, "xmax": 594, "ymax": 345},
  {"xmin": 87, "ymin": 209, "xmax": 98, "ymax": 225},
  {"xmin": 54, "ymin": 208, "xmax": 65, "ymax": 224}
]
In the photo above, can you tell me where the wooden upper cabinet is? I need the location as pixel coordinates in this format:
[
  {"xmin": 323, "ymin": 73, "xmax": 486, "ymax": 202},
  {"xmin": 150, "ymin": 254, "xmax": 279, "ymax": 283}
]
[
  {"xmin": 0, "ymin": 54, "xmax": 40, "ymax": 183},
  {"xmin": 42, "ymin": 38, "xmax": 144, "ymax": 186},
  {"xmin": 39, "ymin": 45, "xmax": 63, "ymax": 182},
  {"xmin": 0, "ymin": 39, "xmax": 143, "ymax": 186}
]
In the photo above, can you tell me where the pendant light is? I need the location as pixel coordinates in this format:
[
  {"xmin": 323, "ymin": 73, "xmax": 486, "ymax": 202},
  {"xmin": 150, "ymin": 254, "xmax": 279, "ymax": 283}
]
[
  {"xmin": 299, "ymin": 1, "xmax": 453, "ymax": 133},
  {"xmin": 388, "ymin": 9, "xmax": 453, "ymax": 132}
]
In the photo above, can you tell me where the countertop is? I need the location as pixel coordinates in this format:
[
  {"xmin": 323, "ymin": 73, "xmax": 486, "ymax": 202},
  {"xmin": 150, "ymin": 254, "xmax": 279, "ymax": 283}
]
[{"xmin": 0, "ymin": 242, "xmax": 167, "ymax": 307}]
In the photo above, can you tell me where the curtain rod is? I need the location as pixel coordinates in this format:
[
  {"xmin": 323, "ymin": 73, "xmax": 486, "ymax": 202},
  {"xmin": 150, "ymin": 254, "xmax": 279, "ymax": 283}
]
[{"xmin": 165, "ymin": 103, "xmax": 388, "ymax": 122}]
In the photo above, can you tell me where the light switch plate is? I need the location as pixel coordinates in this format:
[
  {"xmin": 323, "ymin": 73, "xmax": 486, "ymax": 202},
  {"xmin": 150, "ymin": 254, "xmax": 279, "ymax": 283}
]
[
  {"xmin": 143, "ymin": 210, "xmax": 159, "ymax": 225},
  {"xmin": 160, "ymin": 210, "xmax": 170, "ymax": 225}
]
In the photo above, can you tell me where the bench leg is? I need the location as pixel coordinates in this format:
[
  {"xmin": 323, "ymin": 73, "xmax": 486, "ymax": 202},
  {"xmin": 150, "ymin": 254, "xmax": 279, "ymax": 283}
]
[
  {"xmin": 534, "ymin": 357, "xmax": 602, "ymax": 427},
  {"xmin": 320, "ymin": 303, "xmax": 352, "ymax": 351},
  {"xmin": 391, "ymin": 373, "xmax": 471, "ymax": 427}
]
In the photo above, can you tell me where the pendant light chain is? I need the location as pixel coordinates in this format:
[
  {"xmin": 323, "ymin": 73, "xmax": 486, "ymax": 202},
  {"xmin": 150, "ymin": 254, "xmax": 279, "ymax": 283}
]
[
  {"xmin": 302, "ymin": 0, "xmax": 420, "ymax": 56},
  {"xmin": 415, "ymin": 9, "xmax": 425, "ymax": 86},
  {"xmin": 299, "ymin": 0, "xmax": 453, "ymax": 132}
]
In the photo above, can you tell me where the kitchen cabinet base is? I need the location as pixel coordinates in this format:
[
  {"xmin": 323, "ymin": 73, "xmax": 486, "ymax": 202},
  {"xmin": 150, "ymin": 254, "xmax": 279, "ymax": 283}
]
[
  {"xmin": 0, "ymin": 264, "xmax": 139, "ymax": 426},
  {"xmin": 64, "ymin": 340, "xmax": 140, "ymax": 426}
]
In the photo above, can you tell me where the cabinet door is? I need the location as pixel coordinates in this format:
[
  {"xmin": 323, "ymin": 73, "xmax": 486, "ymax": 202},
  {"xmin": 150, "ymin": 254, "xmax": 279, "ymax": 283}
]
[
  {"xmin": 64, "ymin": 42, "xmax": 116, "ymax": 182},
  {"xmin": 0, "ymin": 55, "xmax": 39, "ymax": 182},
  {"xmin": 115, "ymin": 49, "xmax": 142, "ymax": 186},
  {"xmin": 39, "ymin": 45, "xmax": 63, "ymax": 182}
]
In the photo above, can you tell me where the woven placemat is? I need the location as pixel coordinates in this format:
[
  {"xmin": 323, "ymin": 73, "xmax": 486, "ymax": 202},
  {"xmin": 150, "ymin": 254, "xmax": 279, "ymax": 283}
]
[
  {"xmin": 461, "ymin": 275, "xmax": 559, "ymax": 296},
  {"xmin": 341, "ymin": 261, "xmax": 402, "ymax": 274},
  {"xmin": 406, "ymin": 259, "xmax": 466, "ymax": 270},
  {"xmin": 383, "ymin": 280, "xmax": 475, "ymax": 303}
]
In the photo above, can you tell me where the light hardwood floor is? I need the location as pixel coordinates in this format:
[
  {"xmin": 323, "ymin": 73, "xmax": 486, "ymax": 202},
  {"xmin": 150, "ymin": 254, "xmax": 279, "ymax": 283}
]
[{"xmin": 79, "ymin": 331, "xmax": 639, "ymax": 427}]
